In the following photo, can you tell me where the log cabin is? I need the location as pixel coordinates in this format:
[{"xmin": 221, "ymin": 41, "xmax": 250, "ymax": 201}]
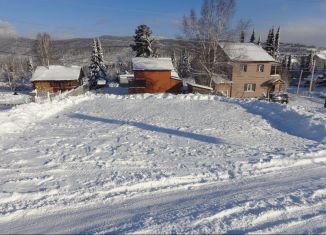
[
  {"xmin": 129, "ymin": 57, "xmax": 182, "ymax": 94},
  {"xmin": 31, "ymin": 65, "xmax": 84, "ymax": 93}
]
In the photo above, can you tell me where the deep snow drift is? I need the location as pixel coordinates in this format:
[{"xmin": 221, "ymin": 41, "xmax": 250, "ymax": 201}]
[{"xmin": 0, "ymin": 93, "xmax": 325, "ymax": 234}]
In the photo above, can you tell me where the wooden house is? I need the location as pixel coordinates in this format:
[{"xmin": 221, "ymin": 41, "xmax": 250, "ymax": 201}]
[
  {"xmin": 213, "ymin": 43, "xmax": 284, "ymax": 98},
  {"xmin": 31, "ymin": 65, "xmax": 83, "ymax": 93},
  {"xmin": 129, "ymin": 57, "xmax": 182, "ymax": 94},
  {"xmin": 314, "ymin": 53, "xmax": 326, "ymax": 72}
]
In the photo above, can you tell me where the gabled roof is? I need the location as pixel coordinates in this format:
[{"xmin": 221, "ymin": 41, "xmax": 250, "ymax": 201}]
[
  {"xmin": 261, "ymin": 77, "xmax": 285, "ymax": 87},
  {"xmin": 31, "ymin": 65, "xmax": 81, "ymax": 82},
  {"xmin": 186, "ymin": 82, "xmax": 213, "ymax": 90},
  {"xmin": 315, "ymin": 53, "xmax": 326, "ymax": 60},
  {"xmin": 219, "ymin": 42, "xmax": 275, "ymax": 62},
  {"xmin": 132, "ymin": 57, "xmax": 174, "ymax": 71}
]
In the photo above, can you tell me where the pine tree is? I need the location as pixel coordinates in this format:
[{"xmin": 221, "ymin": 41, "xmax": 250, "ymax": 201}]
[
  {"xmin": 88, "ymin": 39, "xmax": 100, "ymax": 89},
  {"xmin": 274, "ymin": 27, "xmax": 280, "ymax": 59},
  {"xmin": 287, "ymin": 55, "xmax": 292, "ymax": 69},
  {"xmin": 264, "ymin": 29, "xmax": 272, "ymax": 54},
  {"xmin": 264, "ymin": 27, "xmax": 275, "ymax": 57},
  {"xmin": 270, "ymin": 27, "xmax": 275, "ymax": 57},
  {"xmin": 250, "ymin": 29, "xmax": 255, "ymax": 43},
  {"xmin": 178, "ymin": 49, "xmax": 191, "ymax": 78},
  {"xmin": 131, "ymin": 25, "xmax": 155, "ymax": 57},
  {"xmin": 307, "ymin": 52, "xmax": 313, "ymax": 71},
  {"xmin": 96, "ymin": 38, "xmax": 107, "ymax": 80},
  {"xmin": 240, "ymin": 30, "xmax": 245, "ymax": 43}
]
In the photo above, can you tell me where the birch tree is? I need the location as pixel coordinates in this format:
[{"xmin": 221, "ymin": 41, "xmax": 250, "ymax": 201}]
[
  {"xmin": 34, "ymin": 33, "xmax": 55, "ymax": 66},
  {"xmin": 182, "ymin": 0, "xmax": 236, "ymax": 86}
]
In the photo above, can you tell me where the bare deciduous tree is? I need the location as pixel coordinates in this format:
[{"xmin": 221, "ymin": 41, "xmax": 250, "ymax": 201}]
[
  {"xmin": 34, "ymin": 33, "xmax": 55, "ymax": 67},
  {"xmin": 182, "ymin": 0, "xmax": 250, "ymax": 87},
  {"xmin": 3, "ymin": 56, "xmax": 29, "ymax": 92}
]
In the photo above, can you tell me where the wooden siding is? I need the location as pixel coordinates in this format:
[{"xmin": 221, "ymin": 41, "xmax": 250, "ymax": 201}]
[
  {"xmin": 129, "ymin": 70, "xmax": 182, "ymax": 94},
  {"xmin": 230, "ymin": 62, "xmax": 273, "ymax": 98},
  {"xmin": 213, "ymin": 83, "xmax": 232, "ymax": 97},
  {"xmin": 188, "ymin": 84, "xmax": 212, "ymax": 94},
  {"xmin": 33, "ymin": 80, "xmax": 79, "ymax": 93}
]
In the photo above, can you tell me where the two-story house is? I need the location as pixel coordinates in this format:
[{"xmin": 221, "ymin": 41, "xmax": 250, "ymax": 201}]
[{"xmin": 213, "ymin": 42, "xmax": 284, "ymax": 98}]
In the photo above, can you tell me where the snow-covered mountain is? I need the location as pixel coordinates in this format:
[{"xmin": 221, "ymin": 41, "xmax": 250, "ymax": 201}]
[{"xmin": 0, "ymin": 36, "xmax": 324, "ymax": 66}]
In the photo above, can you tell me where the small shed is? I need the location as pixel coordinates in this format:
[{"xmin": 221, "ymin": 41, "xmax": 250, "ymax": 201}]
[
  {"xmin": 129, "ymin": 57, "xmax": 182, "ymax": 94},
  {"xmin": 118, "ymin": 73, "xmax": 134, "ymax": 86},
  {"xmin": 187, "ymin": 82, "xmax": 213, "ymax": 94},
  {"xmin": 211, "ymin": 74, "xmax": 233, "ymax": 97},
  {"xmin": 31, "ymin": 65, "xmax": 83, "ymax": 93}
]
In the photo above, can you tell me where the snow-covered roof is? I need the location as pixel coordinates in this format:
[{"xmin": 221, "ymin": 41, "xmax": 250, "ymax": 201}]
[
  {"xmin": 220, "ymin": 42, "xmax": 275, "ymax": 62},
  {"xmin": 132, "ymin": 57, "xmax": 174, "ymax": 71},
  {"xmin": 262, "ymin": 78, "xmax": 285, "ymax": 86},
  {"xmin": 211, "ymin": 74, "xmax": 233, "ymax": 84},
  {"xmin": 31, "ymin": 65, "xmax": 81, "ymax": 82},
  {"xmin": 171, "ymin": 70, "xmax": 182, "ymax": 80},
  {"xmin": 187, "ymin": 82, "xmax": 213, "ymax": 90},
  {"xmin": 315, "ymin": 53, "xmax": 326, "ymax": 60}
]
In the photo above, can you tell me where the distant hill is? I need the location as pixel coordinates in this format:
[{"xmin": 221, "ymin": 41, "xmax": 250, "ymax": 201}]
[{"xmin": 0, "ymin": 35, "xmax": 324, "ymax": 67}]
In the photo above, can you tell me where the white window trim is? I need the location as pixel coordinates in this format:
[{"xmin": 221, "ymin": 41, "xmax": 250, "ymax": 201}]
[
  {"xmin": 240, "ymin": 64, "xmax": 247, "ymax": 72},
  {"xmin": 257, "ymin": 64, "xmax": 264, "ymax": 72},
  {"xmin": 244, "ymin": 83, "xmax": 255, "ymax": 92}
]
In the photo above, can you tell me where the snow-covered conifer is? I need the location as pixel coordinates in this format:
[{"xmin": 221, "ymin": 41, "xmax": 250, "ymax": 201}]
[
  {"xmin": 178, "ymin": 49, "xmax": 191, "ymax": 78},
  {"xmin": 88, "ymin": 39, "xmax": 100, "ymax": 89},
  {"xmin": 264, "ymin": 27, "xmax": 275, "ymax": 57},
  {"xmin": 96, "ymin": 38, "xmax": 107, "ymax": 80},
  {"xmin": 250, "ymin": 29, "xmax": 255, "ymax": 43},
  {"xmin": 274, "ymin": 27, "xmax": 280, "ymax": 60},
  {"xmin": 240, "ymin": 30, "xmax": 245, "ymax": 43},
  {"xmin": 287, "ymin": 55, "xmax": 292, "ymax": 69},
  {"xmin": 131, "ymin": 25, "xmax": 155, "ymax": 57},
  {"xmin": 307, "ymin": 52, "xmax": 314, "ymax": 71}
]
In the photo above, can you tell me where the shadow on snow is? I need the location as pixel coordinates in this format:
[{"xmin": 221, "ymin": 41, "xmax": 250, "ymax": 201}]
[{"xmin": 71, "ymin": 113, "xmax": 222, "ymax": 145}]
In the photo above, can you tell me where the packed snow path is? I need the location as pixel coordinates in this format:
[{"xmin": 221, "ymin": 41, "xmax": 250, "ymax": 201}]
[{"xmin": 0, "ymin": 93, "xmax": 325, "ymax": 233}]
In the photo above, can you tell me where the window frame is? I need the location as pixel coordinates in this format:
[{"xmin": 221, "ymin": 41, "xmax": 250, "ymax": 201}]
[
  {"xmin": 129, "ymin": 79, "xmax": 147, "ymax": 88},
  {"xmin": 244, "ymin": 83, "xmax": 256, "ymax": 92},
  {"xmin": 257, "ymin": 64, "xmax": 264, "ymax": 72},
  {"xmin": 270, "ymin": 65, "xmax": 281, "ymax": 75},
  {"xmin": 240, "ymin": 64, "xmax": 247, "ymax": 72}
]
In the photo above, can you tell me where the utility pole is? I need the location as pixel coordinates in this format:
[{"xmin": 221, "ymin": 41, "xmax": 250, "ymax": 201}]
[
  {"xmin": 296, "ymin": 69, "xmax": 303, "ymax": 95},
  {"xmin": 308, "ymin": 59, "xmax": 316, "ymax": 97}
]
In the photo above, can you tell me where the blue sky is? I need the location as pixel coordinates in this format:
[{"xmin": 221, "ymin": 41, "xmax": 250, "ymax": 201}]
[{"xmin": 0, "ymin": 0, "xmax": 325, "ymax": 46}]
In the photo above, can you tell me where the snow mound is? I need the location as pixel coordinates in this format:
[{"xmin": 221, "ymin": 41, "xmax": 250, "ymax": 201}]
[
  {"xmin": 0, "ymin": 93, "xmax": 95, "ymax": 136},
  {"xmin": 225, "ymin": 98, "xmax": 326, "ymax": 143}
]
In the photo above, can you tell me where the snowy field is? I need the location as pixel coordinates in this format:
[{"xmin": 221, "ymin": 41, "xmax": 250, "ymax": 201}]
[
  {"xmin": 0, "ymin": 92, "xmax": 32, "ymax": 106},
  {"xmin": 0, "ymin": 92, "xmax": 325, "ymax": 234}
]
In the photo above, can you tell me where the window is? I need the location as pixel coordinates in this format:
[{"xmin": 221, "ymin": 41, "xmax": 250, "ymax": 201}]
[
  {"xmin": 257, "ymin": 64, "xmax": 264, "ymax": 72},
  {"xmin": 240, "ymin": 64, "xmax": 247, "ymax": 72},
  {"xmin": 244, "ymin": 83, "xmax": 256, "ymax": 92},
  {"xmin": 129, "ymin": 79, "xmax": 146, "ymax": 88},
  {"xmin": 270, "ymin": 65, "xmax": 281, "ymax": 75}
]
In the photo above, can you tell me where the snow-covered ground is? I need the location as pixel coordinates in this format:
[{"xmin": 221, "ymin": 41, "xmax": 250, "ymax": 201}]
[
  {"xmin": 0, "ymin": 92, "xmax": 32, "ymax": 106},
  {"xmin": 0, "ymin": 92, "xmax": 325, "ymax": 234}
]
